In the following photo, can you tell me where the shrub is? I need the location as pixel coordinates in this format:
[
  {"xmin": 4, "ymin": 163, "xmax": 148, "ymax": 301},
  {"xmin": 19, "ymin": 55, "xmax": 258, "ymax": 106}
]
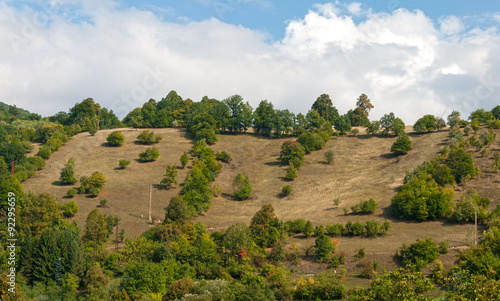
[
  {"xmin": 164, "ymin": 278, "xmax": 193, "ymax": 301},
  {"xmin": 431, "ymin": 165, "xmax": 455, "ymax": 186},
  {"xmin": 106, "ymin": 131, "xmax": 125, "ymax": 146},
  {"xmin": 350, "ymin": 128, "xmax": 359, "ymax": 136},
  {"xmin": 37, "ymin": 145, "xmax": 52, "ymax": 159},
  {"xmin": 279, "ymin": 140, "xmax": 305, "ymax": 168},
  {"xmin": 344, "ymin": 221, "xmax": 363, "ymax": 236},
  {"xmin": 62, "ymin": 200, "xmax": 79, "ymax": 218},
  {"xmin": 60, "ymin": 158, "xmax": 77, "ymax": 184},
  {"xmin": 27, "ymin": 156, "xmax": 45, "ymax": 170},
  {"xmin": 438, "ymin": 241, "xmax": 449, "ymax": 254},
  {"xmin": 355, "ymin": 248, "xmax": 365, "ymax": 259},
  {"xmin": 285, "ymin": 219, "xmax": 307, "ymax": 235},
  {"xmin": 399, "ymin": 238, "xmax": 439, "ymax": 271},
  {"xmin": 137, "ymin": 130, "xmax": 162, "ymax": 144},
  {"xmin": 281, "ymin": 185, "xmax": 292, "ymax": 197},
  {"xmin": 358, "ymin": 259, "xmax": 377, "ymax": 279},
  {"xmin": 414, "ymin": 115, "xmax": 437, "ymax": 133},
  {"xmin": 324, "ymin": 150, "xmax": 334, "ymax": 164},
  {"xmin": 88, "ymin": 171, "xmax": 106, "ymax": 189},
  {"xmin": 487, "ymin": 119, "xmax": 500, "ymax": 129},
  {"xmin": 314, "ymin": 234, "xmax": 335, "ymax": 262},
  {"xmin": 364, "ymin": 221, "xmax": 382, "ymax": 238},
  {"xmin": 215, "ymin": 151, "xmax": 232, "ymax": 163},
  {"xmin": 329, "ymin": 253, "xmax": 345, "ymax": 268},
  {"xmin": 297, "ymin": 132, "xmax": 325, "ymax": 153},
  {"xmin": 20, "ymin": 140, "xmax": 34, "ymax": 153},
  {"xmin": 161, "ymin": 164, "xmax": 178, "ymax": 189},
  {"xmin": 119, "ymin": 159, "xmax": 130, "ymax": 169},
  {"xmin": 67, "ymin": 188, "xmax": 78, "ymax": 197},
  {"xmin": 361, "ymin": 198, "xmax": 377, "ymax": 214},
  {"xmin": 89, "ymin": 187, "xmax": 100, "ymax": 197},
  {"xmin": 304, "ymin": 221, "xmax": 314, "ymax": 237},
  {"xmin": 391, "ymin": 132, "xmax": 412, "ymax": 155},
  {"xmin": 180, "ymin": 152, "xmax": 189, "ymax": 168},
  {"xmin": 139, "ymin": 147, "xmax": 160, "ymax": 162},
  {"xmin": 285, "ymin": 162, "xmax": 298, "ymax": 181},
  {"xmin": 326, "ymin": 224, "xmax": 344, "ymax": 237},
  {"xmin": 100, "ymin": 199, "xmax": 107, "ymax": 207},
  {"xmin": 314, "ymin": 225, "xmax": 325, "ymax": 237},
  {"xmin": 445, "ymin": 148, "xmax": 475, "ymax": 183},
  {"xmin": 233, "ymin": 173, "xmax": 252, "ymax": 200}
]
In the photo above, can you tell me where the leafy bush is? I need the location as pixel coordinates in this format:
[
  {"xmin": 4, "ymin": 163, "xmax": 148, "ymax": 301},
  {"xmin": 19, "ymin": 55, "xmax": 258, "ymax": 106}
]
[
  {"xmin": 20, "ymin": 140, "xmax": 34, "ymax": 153},
  {"xmin": 60, "ymin": 158, "xmax": 77, "ymax": 184},
  {"xmin": 326, "ymin": 224, "xmax": 344, "ymax": 237},
  {"xmin": 364, "ymin": 221, "xmax": 385, "ymax": 238},
  {"xmin": 62, "ymin": 200, "xmax": 79, "ymax": 218},
  {"xmin": 281, "ymin": 185, "xmax": 292, "ymax": 196},
  {"xmin": 279, "ymin": 140, "xmax": 305, "ymax": 168},
  {"xmin": 285, "ymin": 162, "xmax": 298, "ymax": 181},
  {"xmin": 391, "ymin": 179, "xmax": 453, "ymax": 221},
  {"xmin": 27, "ymin": 156, "xmax": 45, "ymax": 170},
  {"xmin": 215, "ymin": 151, "xmax": 232, "ymax": 163},
  {"xmin": 139, "ymin": 147, "xmax": 160, "ymax": 162},
  {"xmin": 399, "ymin": 238, "xmax": 439, "ymax": 271},
  {"xmin": 233, "ymin": 173, "xmax": 252, "ymax": 200},
  {"xmin": 344, "ymin": 221, "xmax": 363, "ymax": 236},
  {"xmin": 106, "ymin": 131, "xmax": 125, "ymax": 146},
  {"xmin": 89, "ymin": 187, "xmax": 100, "ymax": 197},
  {"xmin": 304, "ymin": 221, "xmax": 314, "ymax": 237},
  {"xmin": 314, "ymin": 225, "xmax": 325, "ymax": 237},
  {"xmin": 413, "ymin": 114, "xmax": 438, "ymax": 133},
  {"xmin": 161, "ymin": 165, "xmax": 178, "ymax": 189},
  {"xmin": 391, "ymin": 132, "xmax": 412, "ymax": 155},
  {"xmin": 431, "ymin": 165, "xmax": 455, "ymax": 186},
  {"xmin": 37, "ymin": 145, "xmax": 52, "ymax": 159},
  {"xmin": 180, "ymin": 152, "xmax": 189, "ymax": 168},
  {"xmin": 314, "ymin": 234, "xmax": 335, "ymax": 262},
  {"xmin": 119, "ymin": 159, "xmax": 130, "ymax": 169},
  {"xmin": 285, "ymin": 219, "xmax": 307, "ymax": 235},
  {"xmin": 137, "ymin": 130, "xmax": 162, "ymax": 144},
  {"xmin": 67, "ymin": 188, "xmax": 78, "ymax": 197},
  {"xmin": 324, "ymin": 150, "xmax": 334, "ymax": 164},
  {"xmin": 445, "ymin": 148, "xmax": 475, "ymax": 183},
  {"xmin": 297, "ymin": 131, "xmax": 325, "ymax": 153}
]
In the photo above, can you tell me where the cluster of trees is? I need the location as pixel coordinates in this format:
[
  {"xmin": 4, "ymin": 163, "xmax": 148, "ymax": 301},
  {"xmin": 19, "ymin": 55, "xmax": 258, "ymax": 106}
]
[{"xmin": 284, "ymin": 219, "xmax": 390, "ymax": 238}]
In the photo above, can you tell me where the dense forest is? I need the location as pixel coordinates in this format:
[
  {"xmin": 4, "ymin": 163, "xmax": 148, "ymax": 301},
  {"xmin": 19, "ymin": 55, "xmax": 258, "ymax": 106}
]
[{"xmin": 1, "ymin": 93, "xmax": 500, "ymax": 300}]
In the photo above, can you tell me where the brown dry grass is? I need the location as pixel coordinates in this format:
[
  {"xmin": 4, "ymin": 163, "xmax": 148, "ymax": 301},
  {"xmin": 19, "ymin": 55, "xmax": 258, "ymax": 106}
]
[{"xmin": 21, "ymin": 126, "xmax": 500, "ymax": 275}]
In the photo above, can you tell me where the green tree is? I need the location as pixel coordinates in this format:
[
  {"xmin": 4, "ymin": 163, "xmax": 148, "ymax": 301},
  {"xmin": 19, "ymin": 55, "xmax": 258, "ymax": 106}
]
[
  {"xmin": 249, "ymin": 204, "xmax": 285, "ymax": 247},
  {"xmin": 391, "ymin": 132, "xmax": 412, "ymax": 155},
  {"xmin": 304, "ymin": 221, "xmax": 314, "ymax": 237},
  {"xmin": 279, "ymin": 141, "xmax": 305, "ymax": 168},
  {"xmin": 492, "ymin": 105, "xmax": 500, "ymax": 119},
  {"xmin": 233, "ymin": 173, "xmax": 252, "ymax": 200},
  {"xmin": 311, "ymin": 94, "xmax": 339, "ymax": 124},
  {"xmin": 297, "ymin": 131, "xmax": 325, "ymax": 153},
  {"xmin": 83, "ymin": 209, "xmax": 108, "ymax": 245},
  {"xmin": 119, "ymin": 159, "xmax": 130, "ymax": 169},
  {"xmin": 413, "ymin": 115, "xmax": 437, "ymax": 133},
  {"xmin": 253, "ymin": 100, "xmax": 276, "ymax": 136},
  {"xmin": 164, "ymin": 196, "xmax": 190, "ymax": 225},
  {"xmin": 223, "ymin": 94, "xmax": 253, "ymax": 133},
  {"xmin": 32, "ymin": 229, "xmax": 59, "ymax": 283},
  {"xmin": 121, "ymin": 261, "xmax": 170, "ymax": 297},
  {"xmin": 106, "ymin": 131, "xmax": 125, "ymax": 146},
  {"xmin": 180, "ymin": 152, "xmax": 189, "ymax": 169},
  {"xmin": 139, "ymin": 147, "xmax": 160, "ymax": 162},
  {"xmin": 314, "ymin": 234, "xmax": 335, "ymax": 262},
  {"xmin": 348, "ymin": 107, "xmax": 370, "ymax": 126},
  {"xmin": 286, "ymin": 162, "xmax": 298, "ymax": 181},
  {"xmin": 161, "ymin": 164, "xmax": 178, "ymax": 189},
  {"xmin": 399, "ymin": 238, "xmax": 439, "ymax": 271},
  {"xmin": 333, "ymin": 114, "xmax": 352, "ymax": 135},
  {"xmin": 366, "ymin": 121, "xmax": 381, "ymax": 135},
  {"xmin": 59, "ymin": 158, "xmax": 77, "ymax": 184},
  {"xmin": 324, "ymin": 150, "xmax": 334, "ymax": 164},
  {"xmin": 445, "ymin": 148, "xmax": 475, "ymax": 183},
  {"xmin": 0, "ymin": 177, "xmax": 25, "ymax": 213},
  {"xmin": 447, "ymin": 110, "xmax": 461, "ymax": 127},
  {"xmin": 282, "ymin": 185, "xmax": 292, "ymax": 196}
]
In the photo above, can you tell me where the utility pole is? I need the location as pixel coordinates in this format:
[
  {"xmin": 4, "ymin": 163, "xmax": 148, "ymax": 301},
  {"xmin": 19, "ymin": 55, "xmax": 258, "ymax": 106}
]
[
  {"xmin": 149, "ymin": 184, "xmax": 152, "ymax": 223},
  {"xmin": 475, "ymin": 207, "xmax": 478, "ymax": 246}
]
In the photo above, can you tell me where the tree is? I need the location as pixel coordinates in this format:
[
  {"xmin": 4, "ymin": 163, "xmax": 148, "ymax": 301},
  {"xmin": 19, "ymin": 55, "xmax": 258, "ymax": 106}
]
[
  {"xmin": 286, "ymin": 162, "xmax": 298, "ymax": 180},
  {"xmin": 233, "ymin": 173, "xmax": 252, "ymax": 200},
  {"xmin": 106, "ymin": 131, "xmax": 125, "ymax": 146},
  {"xmin": 119, "ymin": 159, "xmax": 130, "ymax": 169},
  {"xmin": 161, "ymin": 164, "xmax": 178, "ymax": 189},
  {"xmin": 348, "ymin": 108, "xmax": 369, "ymax": 127},
  {"xmin": 279, "ymin": 140, "xmax": 305, "ymax": 168},
  {"xmin": 314, "ymin": 234, "xmax": 335, "ymax": 262},
  {"xmin": 356, "ymin": 93, "xmax": 374, "ymax": 116},
  {"xmin": 253, "ymin": 100, "xmax": 275, "ymax": 136},
  {"xmin": 492, "ymin": 105, "xmax": 500, "ymax": 120},
  {"xmin": 333, "ymin": 114, "xmax": 352, "ymax": 135},
  {"xmin": 447, "ymin": 110, "xmax": 461, "ymax": 127},
  {"xmin": 366, "ymin": 121, "xmax": 381, "ymax": 135},
  {"xmin": 180, "ymin": 152, "xmax": 189, "ymax": 169},
  {"xmin": 164, "ymin": 195, "xmax": 190, "ymax": 225},
  {"xmin": 223, "ymin": 95, "xmax": 253, "ymax": 133},
  {"xmin": 391, "ymin": 132, "xmax": 412, "ymax": 155},
  {"xmin": 249, "ymin": 204, "xmax": 285, "ymax": 247},
  {"xmin": 137, "ymin": 130, "xmax": 162, "ymax": 144},
  {"xmin": 445, "ymin": 148, "xmax": 475, "ymax": 183},
  {"xmin": 311, "ymin": 94, "xmax": 339, "ymax": 124},
  {"xmin": 282, "ymin": 185, "xmax": 292, "ymax": 196},
  {"xmin": 59, "ymin": 158, "xmax": 77, "ymax": 184},
  {"xmin": 139, "ymin": 147, "xmax": 160, "ymax": 162},
  {"xmin": 399, "ymin": 238, "xmax": 439, "ymax": 270},
  {"xmin": 324, "ymin": 150, "xmax": 334, "ymax": 164},
  {"xmin": 32, "ymin": 229, "xmax": 58, "ymax": 283},
  {"xmin": 297, "ymin": 131, "xmax": 325, "ymax": 153},
  {"xmin": 304, "ymin": 221, "xmax": 314, "ymax": 237},
  {"xmin": 83, "ymin": 209, "xmax": 108, "ymax": 245},
  {"xmin": 413, "ymin": 115, "xmax": 437, "ymax": 133},
  {"xmin": 469, "ymin": 109, "xmax": 494, "ymax": 123}
]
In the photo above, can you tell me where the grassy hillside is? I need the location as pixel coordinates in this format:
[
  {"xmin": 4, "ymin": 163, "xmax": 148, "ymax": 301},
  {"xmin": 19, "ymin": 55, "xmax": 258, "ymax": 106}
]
[{"xmin": 21, "ymin": 127, "xmax": 500, "ymax": 269}]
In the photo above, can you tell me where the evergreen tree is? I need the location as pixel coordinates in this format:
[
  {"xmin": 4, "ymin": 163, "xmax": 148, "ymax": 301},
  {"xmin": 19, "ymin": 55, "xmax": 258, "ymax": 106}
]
[
  {"xmin": 286, "ymin": 162, "xmax": 298, "ymax": 181},
  {"xmin": 32, "ymin": 229, "xmax": 59, "ymax": 283},
  {"xmin": 314, "ymin": 234, "xmax": 335, "ymax": 262},
  {"xmin": 180, "ymin": 152, "xmax": 189, "ymax": 169},
  {"xmin": 60, "ymin": 158, "xmax": 77, "ymax": 184},
  {"xmin": 391, "ymin": 133, "xmax": 412, "ymax": 155}
]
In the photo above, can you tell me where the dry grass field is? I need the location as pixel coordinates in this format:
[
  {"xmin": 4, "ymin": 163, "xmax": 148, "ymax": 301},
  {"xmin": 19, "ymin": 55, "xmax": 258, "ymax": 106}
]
[{"xmin": 21, "ymin": 126, "xmax": 500, "ymax": 277}]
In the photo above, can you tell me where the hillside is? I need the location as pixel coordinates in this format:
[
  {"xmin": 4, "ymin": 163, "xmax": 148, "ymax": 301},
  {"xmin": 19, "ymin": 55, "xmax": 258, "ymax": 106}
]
[{"xmin": 22, "ymin": 127, "xmax": 499, "ymax": 257}]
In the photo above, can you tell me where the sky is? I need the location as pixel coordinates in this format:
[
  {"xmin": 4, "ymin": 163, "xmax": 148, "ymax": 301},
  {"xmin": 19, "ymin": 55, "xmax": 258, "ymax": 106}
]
[{"xmin": 1, "ymin": 0, "xmax": 500, "ymax": 123}]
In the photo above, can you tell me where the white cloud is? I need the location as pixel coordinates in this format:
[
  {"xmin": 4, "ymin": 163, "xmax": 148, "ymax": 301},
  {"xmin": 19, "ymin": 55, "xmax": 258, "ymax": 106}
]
[
  {"xmin": 347, "ymin": 2, "xmax": 362, "ymax": 16},
  {"xmin": 1, "ymin": 1, "xmax": 499, "ymax": 124},
  {"xmin": 439, "ymin": 15, "xmax": 464, "ymax": 35}
]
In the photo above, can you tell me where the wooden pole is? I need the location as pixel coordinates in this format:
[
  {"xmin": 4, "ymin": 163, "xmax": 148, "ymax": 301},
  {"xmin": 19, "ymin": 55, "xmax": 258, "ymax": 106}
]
[
  {"xmin": 149, "ymin": 185, "xmax": 152, "ymax": 223},
  {"xmin": 11, "ymin": 161, "xmax": 14, "ymax": 177},
  {"xmin": 475, "ymin": 207, "xmax": 478, "ymax": 246}
]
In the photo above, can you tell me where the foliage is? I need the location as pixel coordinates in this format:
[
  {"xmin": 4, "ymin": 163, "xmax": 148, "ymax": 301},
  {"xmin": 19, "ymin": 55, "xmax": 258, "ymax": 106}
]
[
  {"xmin": 399, "ymin": 238, "xmax": 439, "ymax": 270},
  {"xmin": 314, "ymin": 234, "xmax": 335, "ymax": 262},
  {"xmin": 366, "ymin": 121, "xmax": 381, "ymax": 135},
  {"xmin": 311, "ymin": 94, "xmax": 339, "ymax": 124},
  {"xmin": 391, "ymin": 132, "xmax": 412, "ymax": 155},
  {"xmin": 351, "ymin": 198, "xmax": 378, "ymax": 214},
  {"xmin": 215, "ymin": 151, "xmax": 232, "ymax": 163},
  {"xmin": 284, "ymin": 219, "xmax": 307, "ymax": 235},
  {"xmin": 445, "ymin": 147, "xmax": 475, "ymax": 183},
  {"xmin": 27, "ymin": 156, "xmax": 45, "ymax": 170},
  {"xmin": 333, "ymin": 114, "xmax": 352, "ymax": 135},
  {"xmin": 448, "ymin": 110, "xmax": 461, "ymax": 127},
  {"xmin": 107, "ymin": 131, "xmax": 125, "ymax": 146},
  {"xmin": 137, "ymin": 130, "xmax": 163, "ymax": 144},
  {"xmin": 413, "ymin": 114, "xmax": 438, "ymax": 133},
  {"xmin": 121, "ymin": 260, "xmax": 171, "ymax": 297},
  {"xmin": 324, "ymin": 150, "xmax": 334, "ymax": 164},
  {"xmin": 83, "ymin": 209, "xmax": 109, "ymax": 245},
  {"xmin": 164, "ymin": 278, "xmax": 193, "ymax": 301},
  {"xmin": 297, "ymin": 131, "xmax": 325, "ymax": 153},
  {"xmin": 281, "ymin": 185, "xmax": 292, "ymax": 197},
  {"xmin": 292, "ymin": 271, "xmax": 346, "ymax": 300},
  {"xmin": 279, "ymin": 140, "xmax": 305, "ymax": 168},
  {"xmin": 165, "ymin": 196, "xmax": 191, "ymax": 225},
  {"xmin": 233, "ymin": 173, "xmax": 252, "ymax": 200},
  {"xmin": 249, "ymin": 204, "xmax": 286, "ymax": 247},
  {"xmin": 161, "ymin": 164, "xmax": 178, "ymax": 189},
  {"xmin": 62, "ymin": 200, "xmax": 79, "ymax": 218},
  {"xmin": 285, "ymin": 162, "xmax": 298, "ymax": 181},
  {"xmin": 391, "ymin": 179, "xmax": 453, "ymax": 221},
  {"xmin": 119, "ymin": 159, "xmax": 130, "ymax": 169},
  {"xmin": 180, "ymin": 152, "xmax": 189, "ymax": 168},
  {"xmin": 139, "ymin": 147, "xmax": 160, "ymax": 162},
  {"xmin": 66, "ymin": 188, "xmax": 78, "ymax": 197},
  {"xmin": 37, "ymin": 145, "xmax": 52, "ymax": 159},
  {"xmin": 59, "ymin": 158, "xmax": 77, "ymax": 184},
  {"xmin": 223, "ymin": 94, "xmax": 253, "ymax": 133}
]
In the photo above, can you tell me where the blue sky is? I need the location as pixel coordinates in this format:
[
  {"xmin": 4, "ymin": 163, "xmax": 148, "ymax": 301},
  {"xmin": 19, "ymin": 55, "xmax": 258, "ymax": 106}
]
[{"xmin": 1, "ymin": 0, "xmax": 500, "ymax": 123}]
